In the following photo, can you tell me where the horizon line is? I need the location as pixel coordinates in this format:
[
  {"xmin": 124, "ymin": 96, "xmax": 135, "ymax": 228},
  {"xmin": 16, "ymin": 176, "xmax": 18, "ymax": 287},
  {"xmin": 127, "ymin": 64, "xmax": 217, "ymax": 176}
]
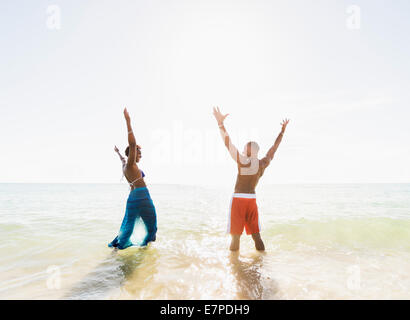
[{"xmin": 0, "ymin": 182, "xmax": 409, "ymax": 185}]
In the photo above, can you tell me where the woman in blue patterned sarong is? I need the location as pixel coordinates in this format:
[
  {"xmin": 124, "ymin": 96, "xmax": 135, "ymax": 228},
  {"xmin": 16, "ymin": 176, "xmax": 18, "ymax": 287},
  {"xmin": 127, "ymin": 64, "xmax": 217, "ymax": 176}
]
[{"xmin": 108, "ymin": 108, "xmax": 157, "ymax": 249}]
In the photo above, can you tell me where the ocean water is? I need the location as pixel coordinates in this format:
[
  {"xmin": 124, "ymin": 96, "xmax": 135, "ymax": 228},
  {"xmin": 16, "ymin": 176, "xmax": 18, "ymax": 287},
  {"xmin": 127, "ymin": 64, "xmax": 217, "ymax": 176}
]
[{"xmin": 0, "ymin": 183, "xmax": 409, "ymax": 300}]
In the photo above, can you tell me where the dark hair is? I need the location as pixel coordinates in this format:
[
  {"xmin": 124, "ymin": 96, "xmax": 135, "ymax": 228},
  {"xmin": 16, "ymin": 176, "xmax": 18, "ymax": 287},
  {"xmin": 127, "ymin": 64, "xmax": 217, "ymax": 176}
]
[{"xmin": 125, "ymin": 146, "xmax": 141, "ymax": 157}]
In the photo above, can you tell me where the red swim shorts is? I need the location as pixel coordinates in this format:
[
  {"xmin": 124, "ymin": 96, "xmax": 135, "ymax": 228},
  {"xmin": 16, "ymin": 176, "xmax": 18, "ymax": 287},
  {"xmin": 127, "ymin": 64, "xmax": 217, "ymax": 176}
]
[{"xmin": 227, "ymin": 193, "xmax": 261, "ymax": 235}]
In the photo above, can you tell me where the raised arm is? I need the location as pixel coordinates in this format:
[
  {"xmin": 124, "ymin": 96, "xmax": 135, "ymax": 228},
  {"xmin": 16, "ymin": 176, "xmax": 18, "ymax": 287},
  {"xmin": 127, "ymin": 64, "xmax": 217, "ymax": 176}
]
[
  {"xmin": 213, "ymin": 107, "xmax": 248, "ymax": 165},
  {"xmin": 123, "ymin": 108, "xmax": 137, "ymax": 167},
  {"xmin": 114, "ymin": 145, "xmax": 126, "ymax": 167},
  {"xmin": 261, "ymin": 119, "xmax": 290, "ymax": 168}
]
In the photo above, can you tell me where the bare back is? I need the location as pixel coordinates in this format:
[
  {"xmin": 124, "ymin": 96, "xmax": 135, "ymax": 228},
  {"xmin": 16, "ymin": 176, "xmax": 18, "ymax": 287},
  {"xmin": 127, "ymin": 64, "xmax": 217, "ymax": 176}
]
[
  {"xmin": 123, "ymin": 164, "xmax": 146, "ymax": 190},
  {"xmin": 234, "ymin": 159, "xmax": 267, "ymax": 194}
]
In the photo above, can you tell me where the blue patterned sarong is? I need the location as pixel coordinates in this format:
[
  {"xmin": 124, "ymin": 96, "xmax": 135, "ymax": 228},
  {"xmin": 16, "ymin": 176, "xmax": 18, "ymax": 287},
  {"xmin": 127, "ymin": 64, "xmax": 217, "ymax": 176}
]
[{"xmin": 108, "ymin": 187, "xmax": 157, "ymax": 249}]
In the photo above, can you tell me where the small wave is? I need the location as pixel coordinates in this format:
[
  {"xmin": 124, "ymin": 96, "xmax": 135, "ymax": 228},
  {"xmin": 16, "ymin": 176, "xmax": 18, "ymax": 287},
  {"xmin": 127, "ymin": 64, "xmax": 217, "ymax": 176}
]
[{"xmin": 264, "ymin": 217, "xmax": 410, "ymax": 251}]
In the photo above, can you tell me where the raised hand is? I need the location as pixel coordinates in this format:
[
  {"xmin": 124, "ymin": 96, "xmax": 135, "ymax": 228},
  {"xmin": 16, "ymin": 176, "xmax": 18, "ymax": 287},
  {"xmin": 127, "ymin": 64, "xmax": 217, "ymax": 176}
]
[
  {"xmin": 114, "ymin": 145, "xmax": 120, "ymax": 153},
  {"xmin": 213, "ymin": 106, "xmax": 229, "ymax": 125},
  {"xmin": 123, "ymin": 108, "xmax": 131, "ymax": 121},
  {"xmin": 280, "ymin": 118, "xmax": 290, "ymax": 133}
]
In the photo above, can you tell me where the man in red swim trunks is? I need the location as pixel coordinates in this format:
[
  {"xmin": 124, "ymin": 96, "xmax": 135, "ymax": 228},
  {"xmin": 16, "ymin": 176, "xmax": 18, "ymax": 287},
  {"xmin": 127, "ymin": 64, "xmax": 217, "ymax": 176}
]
[{"xmin": 213, "ymin": 107, "xmax": 290, "ymax": 251}]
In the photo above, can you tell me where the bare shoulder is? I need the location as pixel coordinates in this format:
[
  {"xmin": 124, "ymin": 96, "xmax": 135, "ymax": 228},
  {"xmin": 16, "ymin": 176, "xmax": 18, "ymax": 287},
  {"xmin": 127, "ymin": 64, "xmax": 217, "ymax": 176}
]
[
  {"xmin": 259, "ymin": 156, "xmax": 271, "ymax": 169},
  {"xmin": 124, "ymin": 162, "xmax": 139, "ymax": 173}
]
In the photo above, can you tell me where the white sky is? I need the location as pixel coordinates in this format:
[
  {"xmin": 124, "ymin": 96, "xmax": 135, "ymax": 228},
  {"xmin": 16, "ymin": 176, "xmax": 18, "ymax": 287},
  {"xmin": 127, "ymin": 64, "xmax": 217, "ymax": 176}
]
[{"xmin": 1, "ymin": 0, "xmax": 410, "ymax": 185}]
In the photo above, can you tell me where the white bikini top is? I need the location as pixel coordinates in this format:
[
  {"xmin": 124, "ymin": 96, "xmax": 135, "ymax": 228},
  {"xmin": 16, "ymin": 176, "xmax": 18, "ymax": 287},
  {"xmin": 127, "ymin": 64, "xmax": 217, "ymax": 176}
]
[{"xmin": 121, "ymin": 158, "xmax": 145, "ymax": 188}]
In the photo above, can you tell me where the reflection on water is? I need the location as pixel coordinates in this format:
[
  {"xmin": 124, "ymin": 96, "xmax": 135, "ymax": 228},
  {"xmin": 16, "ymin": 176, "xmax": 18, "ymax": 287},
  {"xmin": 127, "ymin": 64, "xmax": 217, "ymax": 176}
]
[
  {"xmin": 64, "ymin": 240, "xmax": 278, "ymax": 299},
  {"xmin": 229, "ymin": 252, "xmax": 278, "ymax": 300},
  {"xmin": 65, "ymin": 247, "xmax": 153, "ymax": 299}
]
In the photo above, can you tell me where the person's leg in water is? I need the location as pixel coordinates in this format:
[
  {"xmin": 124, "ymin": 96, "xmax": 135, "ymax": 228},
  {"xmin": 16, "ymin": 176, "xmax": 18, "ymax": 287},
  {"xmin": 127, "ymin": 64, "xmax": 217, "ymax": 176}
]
[
  {"xmin": 109, "ymin": 206, "xmax": 140, "ymax": 250},
  {"xmin": 244, "ymin": 198, "xmax": 264, "ymax": 251},
  {"xmin": 108, "ymin": 210, "xmax": 128, "ymax": 248},
  {"xmin": 116, "ymin": 214, "xmax": 138, "ymax": 249},
  {"xmin": 139, "ymin": 200, "xmax": 157, "ymax": 246},
  {"xmin": 251, "ymin": 233, "xmax": 265, "ymax": 251},
  {"xmin": 228, "ymin": 197, "xmax": 246, "ymax": 251},
  {"xmin": 230, "ymin": 234, "xmax": 241, "ymax": 251}
]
